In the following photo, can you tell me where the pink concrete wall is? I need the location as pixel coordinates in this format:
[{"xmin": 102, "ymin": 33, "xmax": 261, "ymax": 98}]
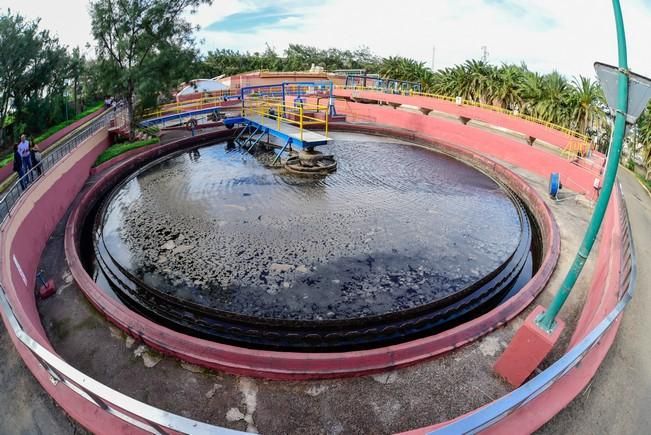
[
  {"xmin": 335, "ymin": 89, "xmax": 583, "ymax": 150},
  {"xmin": 334, "ymin": 100, "xmax": 598, "ymax": 194},
  {"xmin": 0, "ymin": 129, "xmax": 139, "ymax": 434},
  {"xmin": 0, "ymin": 161, "xmax": 13, "ymax": 182},
  {"xmin": 1, "ymin": 130, "xmax": 110, "ymax": 343},
  {"xmin": 222, "ymin": 72, "xmax": 346, "ymax": 91}
]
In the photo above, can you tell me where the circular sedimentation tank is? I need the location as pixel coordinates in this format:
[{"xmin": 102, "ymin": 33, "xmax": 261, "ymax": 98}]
[{"xmin": 84, "ymin": 133, "xmax": 541, "ymax": 352}]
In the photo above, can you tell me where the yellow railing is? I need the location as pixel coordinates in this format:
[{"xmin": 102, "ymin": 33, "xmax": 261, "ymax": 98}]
[
  {"xmin": 561, "ymin": 139, "xmax": 592, "ymax": 160},
  {"xmin": 334, "ymin": 84, "xmax": 591, "ymax": 143},
  {"xmin": 142, "ymin": 89, "xmax": 241, "ymax": 119},
  {"xmin": 243, "ymin": 99, "xmax": 329, "ymax": 141}
]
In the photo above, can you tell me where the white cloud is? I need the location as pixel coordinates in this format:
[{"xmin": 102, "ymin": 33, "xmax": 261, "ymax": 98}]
[
  {"xmin": 0, "ymin": 0, "xmax": 93, "ymax": 51},
  {"xmin": 1, "ymin": 0, "xmax": 650, "ymax": 78}
]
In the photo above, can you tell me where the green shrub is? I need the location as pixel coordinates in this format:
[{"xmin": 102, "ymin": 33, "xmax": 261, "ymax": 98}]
[
  {"xmin": 94, "ymin": 138, "xmax": 159, "ymax": 167},
  {"xmin": 0, "ymin": 153, "xmax": 13, "ymax": 168}
]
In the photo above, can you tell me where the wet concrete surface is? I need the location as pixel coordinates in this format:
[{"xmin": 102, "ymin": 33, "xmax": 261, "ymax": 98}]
[
  {"xmin": 14, "ymin": 133, "xmax": 598, "ymax": 434},
  {"xmin": 95, "ymin": 135, "xmax": 523, "ymax": 321}
]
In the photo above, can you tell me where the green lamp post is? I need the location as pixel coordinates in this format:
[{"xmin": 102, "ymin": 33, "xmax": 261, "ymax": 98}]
[{"xmin": 537, "ymin": 0, "xmax": 651, "ymax": 332}]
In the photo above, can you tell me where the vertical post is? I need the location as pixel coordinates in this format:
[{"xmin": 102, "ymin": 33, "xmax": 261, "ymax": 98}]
[
  {"xmin": 300, "ymin": 107, "xmax": 304, "ymax": 141},
  {"xmin": 536, "ymin": 0, "xmax": 629, "ymax": 331},
  {"xmin": 325, "ymin": 110, "xmax": 329, "ymax": 139},
  {"xmin": 277, "ymin": 103, "xmax": 281, "ymax": 130}
]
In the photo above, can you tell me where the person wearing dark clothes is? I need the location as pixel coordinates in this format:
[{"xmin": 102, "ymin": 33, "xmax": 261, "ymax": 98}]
[
  {"xmin": 12, "ymin": 144, "xmax": 27, "ymax": 190},
  {"xmin": 30, "ymin": 142, "xmax": 42, "ymax": 177}
]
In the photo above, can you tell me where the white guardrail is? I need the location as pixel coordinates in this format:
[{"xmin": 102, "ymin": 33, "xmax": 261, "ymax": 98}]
[{"xmin": 0, "ymin": 109, "xmax": 636, "ymax": 434}]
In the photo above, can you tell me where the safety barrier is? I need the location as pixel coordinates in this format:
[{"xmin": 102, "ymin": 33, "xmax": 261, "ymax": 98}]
[
  {"xmin": 243, "ymin": 98, "xmax": 330, "ymax": 140},
  {"xmin": 142, "ymin": 89, "xmax": 241, "ymax": 119}
]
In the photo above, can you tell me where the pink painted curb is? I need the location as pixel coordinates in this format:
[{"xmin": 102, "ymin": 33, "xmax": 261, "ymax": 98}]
[{"xmin": 64, "ymin": 123, "xmax": 560, "ymax": 380}]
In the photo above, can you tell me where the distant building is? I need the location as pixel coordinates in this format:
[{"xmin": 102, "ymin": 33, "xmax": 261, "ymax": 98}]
[
  {"xmin": 176, "ymin": 79, "xmax": 230, "ymax": 102},
  {"xmin": 216, "ymin": 70, "xmax": 348, "ymax": 92}
]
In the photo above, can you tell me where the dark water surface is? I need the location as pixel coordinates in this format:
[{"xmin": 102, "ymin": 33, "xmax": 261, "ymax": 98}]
[{"xmin": 98, "ymin": 133, "xmax": 523, "ymax": 321}]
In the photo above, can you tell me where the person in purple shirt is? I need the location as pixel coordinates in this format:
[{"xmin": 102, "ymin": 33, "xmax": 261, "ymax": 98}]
[
  {"xmin": 17, "ymin": 134, "xmax": 32, "ymax": 183},
  {"xmin": 12, "ymin": 144, "xmax": 27, "ymax": 189}
]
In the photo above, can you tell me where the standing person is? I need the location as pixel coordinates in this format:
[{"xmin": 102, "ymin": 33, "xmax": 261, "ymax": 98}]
[
  {"xmin": 17, "ymin": 134, "xmax": 32, "ymax": 184},
  {"xmin": 12, "ymin": 144, "xmax": 27, "ymax": 189},
  {"xmin": 30, "ymin": 140, "xmax": 42, "ymax": 177}
]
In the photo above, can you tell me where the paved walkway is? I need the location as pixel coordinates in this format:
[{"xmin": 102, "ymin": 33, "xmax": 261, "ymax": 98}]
[{"xmin": 540, "ymin": 170, "xmax": 651, "ymax": 434}]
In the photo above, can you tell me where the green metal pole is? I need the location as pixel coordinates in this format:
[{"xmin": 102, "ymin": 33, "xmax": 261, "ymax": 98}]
[{"xmin": 537, "ymin": 0, "xmax": 629, "ymax": 332}]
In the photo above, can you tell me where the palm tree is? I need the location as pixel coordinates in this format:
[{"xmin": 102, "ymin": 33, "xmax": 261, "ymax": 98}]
[
  {"xmin": 638, "ymin": 103, "xmax": 651, "ymax": 178},
  {"xmin": 492, "ymin": 64, "xmax": 525, "ymax": 109},
  {"xmin": 569, "ymin": 76, "xmax": 604, "ymax": 134},
  {"xmin": 462, "ymin": 59, "xmax": 495, "ymax": 103}
]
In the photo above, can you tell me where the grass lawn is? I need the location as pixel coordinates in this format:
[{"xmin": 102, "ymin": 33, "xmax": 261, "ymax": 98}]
[
  {"xmin": 0, "ymin": 153, "xmax": 13, "ymax": 168},
  {"xmin": 94, "ymin": 138, "xmax": 160, "ymax": 167},
  {"xmin": 637, "ymin": 173, "xmax": 651, "ymax": 191}
]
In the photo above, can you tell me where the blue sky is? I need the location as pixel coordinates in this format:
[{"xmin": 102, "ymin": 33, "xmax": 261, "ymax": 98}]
[
  {"xmin": 2, "ymin": 0, "xmax": 651, "ymax": 78},
  {"xmin": 204, "ymin": 5, "xmax": 301, "ymax": 33}
]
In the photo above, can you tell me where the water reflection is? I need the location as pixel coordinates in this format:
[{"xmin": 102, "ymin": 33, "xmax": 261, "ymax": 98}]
[{"xmin": 97, "ymin": 134, "xmax": 526, "ymax": 320}]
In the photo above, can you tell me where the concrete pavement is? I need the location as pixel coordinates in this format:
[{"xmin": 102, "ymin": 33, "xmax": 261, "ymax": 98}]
[{"xmin": 540, "ymin": 170, "xmax": 651, "ymax": 434}]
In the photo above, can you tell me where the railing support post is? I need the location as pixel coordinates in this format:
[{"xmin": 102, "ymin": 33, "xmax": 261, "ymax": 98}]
[{"xmin": 325, "ymin": 110, "xmax": 329, "ymax": 139}]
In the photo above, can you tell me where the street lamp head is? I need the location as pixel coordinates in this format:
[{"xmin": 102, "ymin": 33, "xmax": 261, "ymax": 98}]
[{"xmin": 594, "ymin": 62, "xmax": 651, "ymax": 124}]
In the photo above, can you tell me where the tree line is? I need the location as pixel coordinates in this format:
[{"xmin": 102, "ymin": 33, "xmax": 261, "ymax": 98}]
[
  {"xmin": 0, "ymin": 11, "xmax": 107, "ymax": 149},
  {"xmin": 196, "ymin": 49, "xmax": 651, "ymax": 160},
  {"xmin": 2, "ymin": 2, "xmax": 650, "ymax": 175}
]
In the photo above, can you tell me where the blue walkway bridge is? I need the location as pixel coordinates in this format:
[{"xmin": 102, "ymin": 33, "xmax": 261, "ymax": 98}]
[{"xmin": 141, "ymin": 81, "xmax": 336, "ymax": 164}]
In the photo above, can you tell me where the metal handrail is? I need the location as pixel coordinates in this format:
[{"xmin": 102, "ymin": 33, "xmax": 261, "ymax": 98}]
[
  {"xmin": 0, "ymin": 284, "xmax": 243, "ymax": 434},
  {"xmin": 0, "ymin": 108, "xmax": 117, "ymax": 224},
  {"xmin": 431, "ymin": 184, "xmax": 635, "ymax": 434},
  {"xmin": 143, "ymin": 90, "xmax": 241, "ymax": 119},
  {"xmin": 243, "ymin": 99, "xmax": 330, "ymax": 139},
  {"xmin": 0, "ymin": 104, "xmax": 635, "ymax": 434}
]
